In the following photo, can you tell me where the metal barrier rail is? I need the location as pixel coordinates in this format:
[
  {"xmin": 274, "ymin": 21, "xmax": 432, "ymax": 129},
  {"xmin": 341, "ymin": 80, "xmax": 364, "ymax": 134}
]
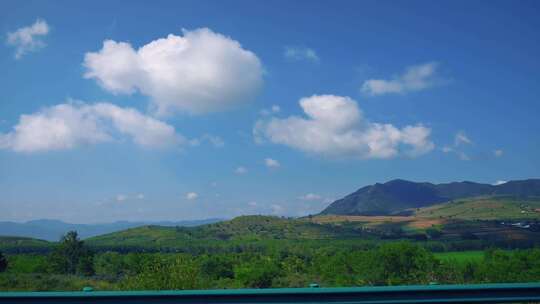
[{"xmin": 1, "ymin": 283, "xmax": 540, "ymax": 303}]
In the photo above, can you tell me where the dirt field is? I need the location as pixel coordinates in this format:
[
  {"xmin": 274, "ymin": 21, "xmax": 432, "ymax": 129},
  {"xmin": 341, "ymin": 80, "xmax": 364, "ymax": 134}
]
[{"xmin": 311, "ymin": 215, "xmax": 445, "ymax": 230}]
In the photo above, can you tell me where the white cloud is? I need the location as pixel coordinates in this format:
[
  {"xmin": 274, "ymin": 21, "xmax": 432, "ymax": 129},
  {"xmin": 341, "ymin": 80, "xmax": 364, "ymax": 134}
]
[
  {"xmin": 186, "ymin": 192, "xmax": 198, "ymax": 200},
  {"xmin": 441, "ymin": 131, "xmax": 473, "ymax": 161},
  {"xmin": 446, "ymin": 134, "xmax": 503, "ymax": 162},
  {"xmin": 189, "ymin": 134, "xmax": 224, "ymax": 148},
  {"xmin": 116, "ymin": 194, "xmax": 127, "ymax": 202},
  {"xmin": 493, "ymin": 180, "xmax": 507, "ymax": 186},
  {"xmin": 270, "ymin": 204, "xmax": 284, "ymax": 215},
  {"xmin": 361, "ymin": 62, "xmax": 439, "ymax": 96},
  {"xmin": 83, "ymin": 28, "xmax": 263, "ymax": 115},
  {"xmin": 254, "ymin": 94, "xmax": 434, "ymax": 159},
  {"xmin": 6, "ymin": 19, "xmax": 50, "ymax": 59},
  {"xmin": 298, "ymin": 193, "xmax": 322, "ymax": 201},
  {"xmin": 284, "ymin": 46, "xmax": 319, "ymax": 62},
  {"xmin": 0, "ymin": 101, "xmax": 183, "ymax": 153},
  {"xmin": 441, "ymin": 146, "xmax": 453, "ymax": 153},
  {"xmin": 235, "ymin": 166, "xmax": 248, "ymax": 174},
  {"xmin": 456, "ymin": 151, "xmax": 471, "ymax": 161},
  {"xmin": 455, "ymin": 131, "xmax": 472, "ymax": 146},
  {"xmin": 136, "ymin": 193, "xmax": 145, "ymax": 200},
  {"xmin": 247, "ymin": 201, "xmax": 257, "ymax": 207},
  {"xmin": 264, "ymin": 158, "xmax": 280, "ymax": 168},
  {"xmin": 260, "ymin": 105, "xmax": 281, "ymax": 116}
]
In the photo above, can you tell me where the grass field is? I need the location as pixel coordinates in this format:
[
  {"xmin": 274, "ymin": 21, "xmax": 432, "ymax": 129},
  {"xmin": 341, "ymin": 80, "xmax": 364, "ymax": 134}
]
[{"xmin": 416, "ymin": 196, "xmax": 540, "ymax": 220}]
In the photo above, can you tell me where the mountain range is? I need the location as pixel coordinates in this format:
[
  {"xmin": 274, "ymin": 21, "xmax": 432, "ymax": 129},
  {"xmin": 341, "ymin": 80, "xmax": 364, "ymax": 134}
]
[
  {"xmin": 320, "ymin": 179, "xmax": 540, "ymax": 216},
  {"xmin": 0, "ymin": 218, "xmax": 222, "ymax": 241},
  {"xmin": 3, "ymin": 178, "xmax": 540, "ymax": 241}
]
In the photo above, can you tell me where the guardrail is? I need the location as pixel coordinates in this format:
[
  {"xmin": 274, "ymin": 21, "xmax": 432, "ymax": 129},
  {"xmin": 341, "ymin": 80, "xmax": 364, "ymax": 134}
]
[{"xmin": 1, "ymin": 283, "xmax": 540, "ymax": 303}]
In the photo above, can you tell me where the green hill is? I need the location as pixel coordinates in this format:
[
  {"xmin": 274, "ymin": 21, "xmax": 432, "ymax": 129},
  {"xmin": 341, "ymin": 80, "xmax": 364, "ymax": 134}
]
[
  {"xmin": 86, "ymin": 215, "xmax": 367, "ymax": 248},
  {"xmin": 416, "ymin": 196, "xmax": 540, "ymax": 220},
  {"xmin": 0, "ymin": 236, "xmax": 51, "ymax": 253},
  {"xmin": 0, "ymin": 236, "xmax": 50, "ymax": 246}
]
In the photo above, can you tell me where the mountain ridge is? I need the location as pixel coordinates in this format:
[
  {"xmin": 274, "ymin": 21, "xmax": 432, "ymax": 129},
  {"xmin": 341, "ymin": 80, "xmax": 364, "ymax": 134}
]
[{"xmin": 320, "ymin": 178, "xmax": 540, "ymax": 216}]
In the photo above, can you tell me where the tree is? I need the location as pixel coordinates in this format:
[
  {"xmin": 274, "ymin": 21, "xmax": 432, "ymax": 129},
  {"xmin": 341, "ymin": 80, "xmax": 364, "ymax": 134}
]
[
  {"xmin": 200, "ymin": 255, "xmax": 234, "ymax": 280},
  {"xmin": 48, "ymin": 231, "xmax": 94, "ymax": 275},
  {"xmin": 0, "ymin": 251, "xmax": 7, "ymax": 272},
  {"xmin": 364, "ymin": 242, "xmax": 438, "ymax": 285},
  {"xmin": 95, "ymin": 251, "xmax": 126, "ymax": 277},
  {"xmin": 122, "ymin": 255, "xmax": 202, "ymax": 290},
  {"xmin": 234, "ymin": 258, "xmax": 281, "ymax": 288}
]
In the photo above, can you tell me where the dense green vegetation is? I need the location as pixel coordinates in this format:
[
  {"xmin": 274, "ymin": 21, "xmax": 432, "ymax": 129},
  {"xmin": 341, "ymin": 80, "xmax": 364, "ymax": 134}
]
[
  {"xmin": 0, "ymin": 251, "xmax": 7, "ymax": 273},
  {"xmin": 433, "ymin": 251, "xmax": 484, "ymax": 264},
  {"xmin": 2, "ymin": 213, "xmax": 540, "ymax": 292},
  {"xmin": 4, "ymin": 240, "xmax": 540, "ymax": 291}
]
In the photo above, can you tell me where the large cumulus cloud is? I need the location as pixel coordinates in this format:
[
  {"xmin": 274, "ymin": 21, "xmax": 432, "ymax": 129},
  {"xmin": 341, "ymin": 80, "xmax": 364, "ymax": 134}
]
[
  {"xmin": 83, "ymin": 28, "xmax": 263, "ymax": 115},
  {"xmin": 254, "ymin": 95, "xmax": 434, "ymax": 159}
]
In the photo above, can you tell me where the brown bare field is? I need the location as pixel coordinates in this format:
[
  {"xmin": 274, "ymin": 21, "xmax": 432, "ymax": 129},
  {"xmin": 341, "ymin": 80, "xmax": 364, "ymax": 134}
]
[{"xmin": 310, "ymin": 215, "xmax": 445, "ymax": 230}]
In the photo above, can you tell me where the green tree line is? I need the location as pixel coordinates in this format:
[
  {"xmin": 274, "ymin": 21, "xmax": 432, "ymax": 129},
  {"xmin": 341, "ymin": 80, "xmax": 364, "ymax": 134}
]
[{"xmin": 3, "ymin": 231, "xmax": 540, "ymax": 291}]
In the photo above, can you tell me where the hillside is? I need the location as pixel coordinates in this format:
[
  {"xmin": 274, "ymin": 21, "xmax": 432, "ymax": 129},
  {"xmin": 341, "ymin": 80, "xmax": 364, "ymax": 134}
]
[
  {"xmin": 316, "ymin": 196, "xmax": 540, "ymax": 227},
  {"xmin": 416, "ymin": 196, "xmax": 540, "ymax": 220},
  {"xmin": 86, "ymin": 215, "xmax": 368, "ymax": 248},
  {"xmin": 0, "ymin": 236, "xmax": 51, "ymax": 253},
  {"xmin": 320, "ymin": 178, "xmax": 540, "ymax": 216},
  {"xmin": 312, "ymin": 196, "xmax": 540, "ymax": 241}
]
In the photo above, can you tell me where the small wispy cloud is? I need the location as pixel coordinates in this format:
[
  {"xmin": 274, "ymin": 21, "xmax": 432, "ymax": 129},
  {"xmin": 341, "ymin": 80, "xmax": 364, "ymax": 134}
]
[
  {"xmin": 264, "ymin": 158, "xmax": 280, "ymax": 168},
  {"xmin": 493, "ymin": 180, "xmax": 507, "ymax": 186},
  {"xmin": 270, "ymin": 204, "xmax": 284, "ymax": 215},
  {"xmin": 284, "ymin": 46, "xmax": 319, "ymax": 62},
  {"xmin": 494, "ymin": 149, "xmax": 504, "ymax": 157},
  {"xmin": 298, "ymin": 193, "xmax": 322, "ymax": 201},
  {"xmin": 442, "ymin": 131, "xmax": 472, "ymax": 161},
  {"xmin": 235, "ymin": 166, "xmax": 248, "ymax": 175},
  {"xmin": 361, "ymin": 62, "xmax": 440, "ymax": 96},
  {"xmin": 260, "ymin": 105, "xmax": 281, "ymax": 116},
  {"xmin": 6, "ymin": 19, "xmax": 50, "ymax": 59},
  {"xmin": 456, "ymin": 151, "xmax": 471, "ymax": 161},
  {"xmin": 115, "ymin": 193, "xmax": 145, "ymax": 202},
  {"xmin": 185, "ymin": 192, "xmax": 198, "ymax": 200},
  {"xmin": 189, "ymin": 134, "xmax": 225, "ymax": 148},
  {"xmin": 455, "ymin": 131, "xmax": 472, "ymax": 146}
]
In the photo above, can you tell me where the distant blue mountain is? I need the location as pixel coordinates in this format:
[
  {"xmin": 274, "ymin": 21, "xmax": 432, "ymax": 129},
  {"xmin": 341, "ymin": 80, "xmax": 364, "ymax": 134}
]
[{"xmin": 0, "ymin": 218, "xmax": 224, "ymax": 241}]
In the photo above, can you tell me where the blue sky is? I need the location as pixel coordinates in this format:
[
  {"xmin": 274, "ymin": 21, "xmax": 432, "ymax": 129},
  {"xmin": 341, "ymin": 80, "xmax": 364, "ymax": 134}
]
[{"xmin": 1, "ymin": 0, "xmax": 539, "ymax": 223}]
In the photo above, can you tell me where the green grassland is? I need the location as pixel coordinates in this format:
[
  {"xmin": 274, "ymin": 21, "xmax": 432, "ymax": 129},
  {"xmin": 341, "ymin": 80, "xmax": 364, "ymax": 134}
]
[{"xmin": 415, "ymin": 196, "xmax": 540, "ymax": 220}]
